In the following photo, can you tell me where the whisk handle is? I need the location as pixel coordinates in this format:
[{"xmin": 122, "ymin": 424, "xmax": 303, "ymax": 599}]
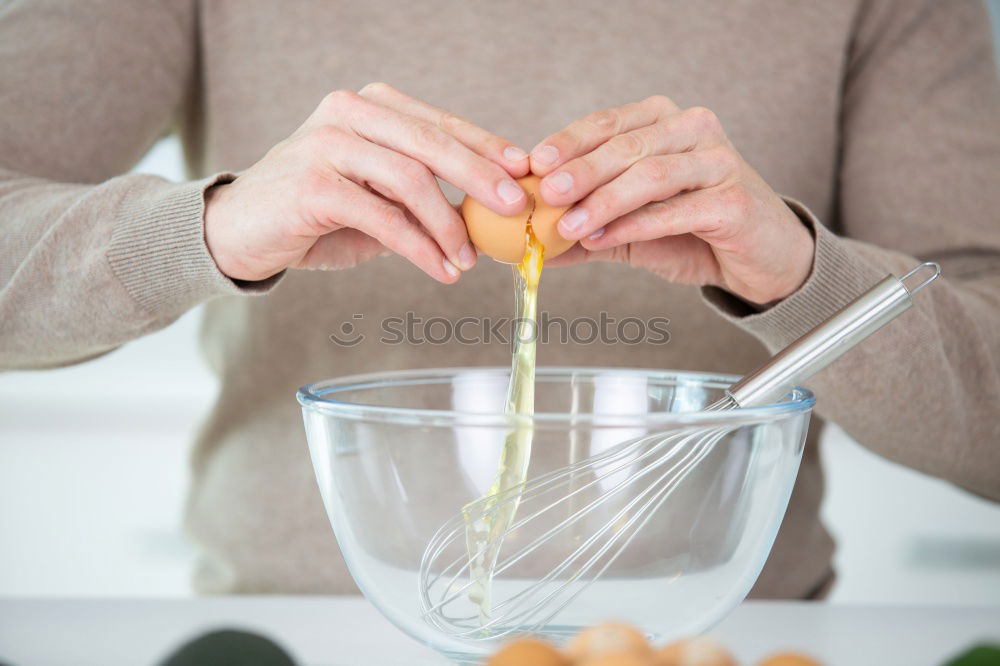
[{"xmin": 727, "ymin": 262, "xmax": 940, "ymax": 408}]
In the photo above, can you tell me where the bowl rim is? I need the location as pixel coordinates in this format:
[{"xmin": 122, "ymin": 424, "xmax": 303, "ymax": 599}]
[{"xmin": 296, "ymin": 366, "xmax": 815, "ymax": 426}]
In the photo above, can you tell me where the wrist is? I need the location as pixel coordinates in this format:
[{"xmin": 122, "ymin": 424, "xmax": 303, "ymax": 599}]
[
  {"xmin": 702, "ymin": 213, "xmax": 887, "ymax": 354},
  {"xmin": 720, "ymin": 200, "xmax": 817, "ymax": 308},
  {"xmin": 203, "ymin": 182, "xmax": 253, "ymax": 281},
  {"xmin": 768, "ymin": 209, "xmax": 816, "ymax": 302}
]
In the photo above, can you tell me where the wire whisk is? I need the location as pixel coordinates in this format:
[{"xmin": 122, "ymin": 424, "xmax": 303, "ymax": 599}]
[{"xmin": 418, "ymin": 263, "xmax": 941, "ymax": 639}]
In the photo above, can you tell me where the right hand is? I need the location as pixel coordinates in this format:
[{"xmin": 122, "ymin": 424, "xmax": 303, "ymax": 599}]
[{"xmin": 204, "ymin": 82, "xmax": 530, "ymax": 283}]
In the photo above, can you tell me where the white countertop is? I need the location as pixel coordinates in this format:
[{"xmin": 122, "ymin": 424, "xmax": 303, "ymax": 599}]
[{"xmin": 1, "ymin": 597, "xmax": 998, "ymax": 666}]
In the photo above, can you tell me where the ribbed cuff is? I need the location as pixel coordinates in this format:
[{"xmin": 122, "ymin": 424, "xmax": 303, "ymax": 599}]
[
  {"xmin": 107, "ymin": 173, "xmax": 283, "ymax": 315},
  {"xmin": 702, "ymin": 196, "xmax": 886, "ymax": 352}
]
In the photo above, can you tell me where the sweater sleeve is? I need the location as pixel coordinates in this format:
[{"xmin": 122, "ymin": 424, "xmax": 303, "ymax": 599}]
[
  {"xmin": 703, "ymin": 0, "xmax": 1000, "ymax": 500},
  {"xmin": 0, "ymin": 0, "xmax": 277, "ymax": 370}
]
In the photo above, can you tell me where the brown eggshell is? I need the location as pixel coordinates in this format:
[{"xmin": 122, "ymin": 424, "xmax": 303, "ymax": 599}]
[
  {"xmin": 486, "ymin": 638, "xmax": 571, "ymax": 666},
  {"xmin": 756, "ymin": 653, "xmax": 823, "ymax": 666},
  {"xmin": 461, "ymin": 175, "xmax": 573, "ymax": 263},
  {"xmin": 578, "ymin": 653, "xmax": 655, "ymax": 666},
  {"xmin": 523, "ymin": 175, "xmax": 576, "ymax": 260},
  {"xmin": 654, "ymin": 638, "xmax": 737, "ymax": 666},
  {"xmin": 567, "ymin": 621, "xmax": 652, "ymax": 661}
]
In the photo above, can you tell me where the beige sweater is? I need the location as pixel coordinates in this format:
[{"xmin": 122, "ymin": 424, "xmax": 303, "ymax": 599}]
[{"xmin": 1, "ymin": 0, "xmax": 998, "ymax": 598}]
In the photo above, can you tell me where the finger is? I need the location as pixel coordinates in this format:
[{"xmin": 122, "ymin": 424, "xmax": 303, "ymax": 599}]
[
  {"xmin": 529, "ymin": 95, "xmax": 679, "ymax": 175},
  {"xmin": 544, "ymin": 241, "xmax": 633, "ymax": 268},
  {"xmin": 546, "ymin": 235, "xmax": 705, "ymax": 273},
  {"xmin": 323, "ymin": 90, "xmax": 527, "ymax": 215},
  {"xmin": 552, "ymin": 228, "xmax": 719, "ymax": 286},
  {"xmin": 537, "ymin": 119, "xmax": 701, "ymax": 207},
  {"xmin": 556, "ymin": 147, "xmax": 735, "ymax": 241},
  {"xmin": 312, "ymin": 174, "xmax": 461, "ymax": 283},
  {"xmin": 540, "ymin": 242, "xmax": 592, "ymax": 268},
  {"xmin": 326, "ymin": 129, "xmax": 477, "ymax": 270},
  {"xmin": 596, "ymin": 232, "xmax": 721, "ymax": 286},
  {"xmin": 580, "ymin": 187, "xmax": 738, "ymax": 250},
  {"xmin": 358, "ymin": 82, "xmax": 530, "ymax": 177},
  {"xmin": 295, "ymin": 228, "xmax": 388, "ymax": 271}
]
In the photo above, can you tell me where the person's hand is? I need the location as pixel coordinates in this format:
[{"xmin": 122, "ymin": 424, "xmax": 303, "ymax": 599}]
[
  {"xmin": 529, "ymin": 96, "xmax": 815, "ymax": 305},
  {"xmin": 204, "ymin": 83, "xmax": 530, "ymax": 283}
]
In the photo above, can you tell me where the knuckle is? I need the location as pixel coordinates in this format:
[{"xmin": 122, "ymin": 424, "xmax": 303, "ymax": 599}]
[
  {"xmin": 396, "ymin": 159, "xmax": 433, "ymax": 190},
  {"xmin": 553, "ymin": 122, "xmax": 596, "ymax": 158},
  {"xmin": 358, "ymin": 81, "xmax": 394, "ymax": 98},
  {"xmin": 589, "ymin": 189, "xmax": 617, "ymax": 218},
  {"xmin": 438, "ymin": 111, "xmax": 469, "ymax": 134},
  {"xmin": 638, "ymin": 157, "xmax": 670, "ymax": 186},
  {"xmin": 485, "ymin": 136, "xmax": 510, "ymax": 157},
  {"xmin": 322, "ymin": 89, "xmax": 360, "ymax": 110},
  {"xmin": 708, "ymin": 145, "xmax": 739, "ymax": 173},
  {"xmin": 413, "ymin": 121, "xmax": 448, "ymax": 151},
  {"xmin": 645, "ymin": 94, "xmax": 677, "ymax": 113},
  {"xmin": 571, "ymin": 156, "xmax": 599, "ymax": 184},
  {"xmin": 378, "ymin": 204, "xmax": 409, "ymax": 231},
  {"xmin": 471, "ymin": 159, "xmax": 504, "ymax": 188},
  {"xmin": 607, "ymin": 132, "xmax": 647, "ymax": 161},
  {"xmin": 687, "ymin": 106, "xmax": 721, "ymax": 133},
  {"xmin": 583, "ymin": 109, "xmax": 621, "ymax": 135}
]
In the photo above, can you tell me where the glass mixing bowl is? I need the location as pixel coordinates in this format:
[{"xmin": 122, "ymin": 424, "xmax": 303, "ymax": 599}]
[{"xmin": 297, "ymin": 367, "xmax": 813, "ymax": 664}]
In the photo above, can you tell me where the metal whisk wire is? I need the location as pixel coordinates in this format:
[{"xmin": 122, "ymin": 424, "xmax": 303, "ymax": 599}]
[{"xmin": 419, "ymin": 399, "xmax": 736, "ymax": 637}]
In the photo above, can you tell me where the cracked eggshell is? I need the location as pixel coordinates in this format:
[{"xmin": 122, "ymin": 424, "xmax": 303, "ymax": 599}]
[{"xmin": 461, "ymin": 175, "xmax": 574, "ymax": 264}]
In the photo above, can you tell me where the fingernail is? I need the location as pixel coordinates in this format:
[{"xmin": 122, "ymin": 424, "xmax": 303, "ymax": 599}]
[
  {"xmin": 588, "ymin": 227, "xmax": 605, "ymax": 241},
  {"xmin": 458, "ymin": 242, "xmax": 477, "ymax": 269},
  {"xmin": 532, "ymin": 145, "xmax": 559, "ymax": 165},
  {"xmin": 559, "ymin": 207, "xmax": 589, "ymax": 235},
  {"xmin": 503, "ymin": 146, "xmax": 528, "ymax": 162},
  {"xmin": 496, "ymin": 179, "xmax": 525, "ymax": 206},
  {"xmin": 443, "ymin": 259, "xmax": 460, "ymax": 278},
  {"xmin": 545, "ymin": 171, "xmax": 574, "ymax": 194}
]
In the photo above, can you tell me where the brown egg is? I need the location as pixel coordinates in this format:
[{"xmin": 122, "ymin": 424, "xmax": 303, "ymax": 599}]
[
  {"xmin": 486, "ymin": 637, "xmax": 571, "ymax": 666},
  {"xmin": 578, "ymin": 653, "xmax": 656, "ymax": 666},
  {"xmin": 567, "ymin": 622, "xmax": 652, "ymax": 661},
  {"xmin": 654, "ymin": 638, "xmax": 737, "ymax": 666},
  {"xmin": 461, "ymin": 175, "xmax": 574, "ymax": 263},
  {"xmin": 756, "ymin": 653, "xmax": 823, "ymax": 666}
]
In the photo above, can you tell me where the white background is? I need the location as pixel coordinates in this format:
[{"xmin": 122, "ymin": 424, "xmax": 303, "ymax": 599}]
[{"xmin": 1, "ymin": 6, "xmax": 999, "ymax": 604}]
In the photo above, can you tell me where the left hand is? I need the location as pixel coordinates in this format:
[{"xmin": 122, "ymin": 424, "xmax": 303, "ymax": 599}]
[{"xmin": 529, "ymin": 96, "xmax": 815, "ymax": 305}]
